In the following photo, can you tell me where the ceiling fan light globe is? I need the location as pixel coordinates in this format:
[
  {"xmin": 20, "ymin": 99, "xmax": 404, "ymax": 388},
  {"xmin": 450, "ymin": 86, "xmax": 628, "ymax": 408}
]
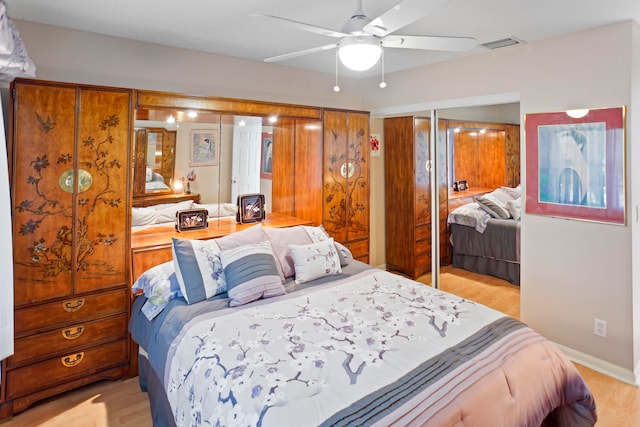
[{"xmin": 338, "ymin": 36, "xmax": 381, "ymax": 71}]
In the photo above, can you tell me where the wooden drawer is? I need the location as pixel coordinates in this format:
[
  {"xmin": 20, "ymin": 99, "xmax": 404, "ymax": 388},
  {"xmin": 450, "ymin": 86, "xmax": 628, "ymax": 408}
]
[
  {"xmin": 14, "ymin": 289, "xmax": 128, "ymax": 336},
  {"xmin": 5, "ymin": 339, "xmax": 128, "ymax": 399},
  {"xmin": 415, "ymin": 252, "xmax": 431, "ymax": 270},
  {"xmin": 415, "ymin": 239, "xmax": 430, "ymax": 255},
  {"xmin": 7, "ymin": 314, "xmax": 128, "ymax": 369},
  {"xmin": 415, "ymin": 224, "xmax": 430, "ymax": 241},
  {"xmin": 346, "ymin": 239, "xmax": 369, "ymax": 260}
]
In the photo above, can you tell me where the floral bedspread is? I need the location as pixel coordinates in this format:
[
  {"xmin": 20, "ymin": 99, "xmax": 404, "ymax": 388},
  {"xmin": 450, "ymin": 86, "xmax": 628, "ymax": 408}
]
[{"xmin": 164, "ymin": 269, "xmax": 507, "ymax": 426}]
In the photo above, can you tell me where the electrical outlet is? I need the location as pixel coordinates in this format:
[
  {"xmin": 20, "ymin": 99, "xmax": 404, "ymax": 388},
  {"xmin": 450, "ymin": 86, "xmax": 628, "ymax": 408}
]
[{"xmin": 594, "ymin": 318, "xmax": 607, "ymax": 338}]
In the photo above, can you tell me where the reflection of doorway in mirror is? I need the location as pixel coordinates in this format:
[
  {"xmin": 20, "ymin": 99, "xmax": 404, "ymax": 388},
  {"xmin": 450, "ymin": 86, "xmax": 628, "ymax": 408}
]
[
  {"xmin": 147, "ymin": 131, "xmax": 163, "ymax": 170},
  {"xmin": 231, "ymin": 117, "xmax": 261, "ymax": 203}
]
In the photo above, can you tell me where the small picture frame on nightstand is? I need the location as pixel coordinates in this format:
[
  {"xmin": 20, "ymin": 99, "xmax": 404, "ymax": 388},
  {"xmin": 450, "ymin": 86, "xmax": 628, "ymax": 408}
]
[
  {"xmin": 175, "ymin": 209, "xmax": 209, "ymax": 232},
  {"xmin": 236, "ymin": 194, "xmax": 266, "ymax": 224}
]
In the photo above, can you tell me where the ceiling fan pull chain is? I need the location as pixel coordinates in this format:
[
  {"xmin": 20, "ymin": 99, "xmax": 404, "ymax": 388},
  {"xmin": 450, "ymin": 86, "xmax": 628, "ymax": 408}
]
[{"xmin": 333, "ymin": 48, "xmax": 340, "ymax": 92}]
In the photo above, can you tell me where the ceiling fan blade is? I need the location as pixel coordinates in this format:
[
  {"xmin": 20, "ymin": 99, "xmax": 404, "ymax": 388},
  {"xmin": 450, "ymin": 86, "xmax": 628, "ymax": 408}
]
[
  {"xmin": 364, "ymin": 0, "xmax": 447, "ymax": 37},
  {"xmin": 264, "ymin": 43, "xmax": 338, "ymax": 63},
  {"xmin": 251, "ymin": 14, "xmax": 347, "ymax": 38},
  {"xmin": 382, "ymin": 35, "xmax": 477, "ymax": 52}
]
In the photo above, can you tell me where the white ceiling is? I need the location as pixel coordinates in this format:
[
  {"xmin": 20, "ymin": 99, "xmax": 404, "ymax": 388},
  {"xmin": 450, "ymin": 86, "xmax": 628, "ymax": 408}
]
[{"xmin": 5, "ymin": 0, "xmax": 640, "ymax": 79}]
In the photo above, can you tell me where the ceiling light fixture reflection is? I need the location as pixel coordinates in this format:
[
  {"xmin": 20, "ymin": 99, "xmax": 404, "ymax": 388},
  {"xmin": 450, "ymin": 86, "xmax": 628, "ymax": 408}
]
[
  {"xmin": 566, "ymin": 109, "xmax": 590, "ymax": 119},
  {"xmin": 188, "ymin": 111, "xmax": 198, "ymax": 118},
  {"xmin": 166, "ymin": 115, "xmax": 175, "ymax": 124},
  {"xmin": 268, "ymin": 115, "xmax": 278, "ymax": 123}
]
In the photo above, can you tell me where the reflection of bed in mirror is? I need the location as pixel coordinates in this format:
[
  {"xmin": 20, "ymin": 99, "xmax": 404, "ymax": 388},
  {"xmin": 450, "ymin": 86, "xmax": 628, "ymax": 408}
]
[
  {"xmin": 447, "ymin": 186, "xmax": 522, "ymax": 285},
  {"xmin": 133, "ymin": 127, "xmax": 176, "ymax": 197},
  {"xmin": 132, "ymin": 200, "xmax": 238, "ymax": 230},
  {"xmin": 145, "ymin": 167, "xmax": 171, "ymax": 192}
]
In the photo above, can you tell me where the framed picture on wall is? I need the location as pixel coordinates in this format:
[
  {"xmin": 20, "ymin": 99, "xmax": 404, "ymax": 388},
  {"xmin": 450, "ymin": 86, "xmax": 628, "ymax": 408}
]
[
  {"xmin": 189, "ymin": 129, "xmax": 219, "ymax": 167},
  {"xmin": 524, "ymin": 106, "xmax": 626, "ymax": 224},
  {"xmin": 260, "ymin": 133, "xmax": 273, "ymax": 179}
]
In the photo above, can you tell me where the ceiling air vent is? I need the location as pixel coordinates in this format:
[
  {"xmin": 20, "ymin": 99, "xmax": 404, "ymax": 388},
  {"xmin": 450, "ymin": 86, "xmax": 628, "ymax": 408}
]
[{"xmin": 481, "ymin": 37, "xmax": 523, "ymax": 50}]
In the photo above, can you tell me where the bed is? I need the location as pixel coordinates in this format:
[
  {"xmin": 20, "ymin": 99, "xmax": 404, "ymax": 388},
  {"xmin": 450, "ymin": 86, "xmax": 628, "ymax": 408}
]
[
  {"xmin": 146, "ymin": 169, "xmax": 172, "ymax": 192},
  {"xmin": 448, "ymin": 187, "xmax": 522, "ymax": 285},
  {"xmin": 132, "ymin": 201, "xmax": 238, "ymax": 230},
  {"xmin": 128, "ymin": 223, "xmax": 595, "ymax": 426}
]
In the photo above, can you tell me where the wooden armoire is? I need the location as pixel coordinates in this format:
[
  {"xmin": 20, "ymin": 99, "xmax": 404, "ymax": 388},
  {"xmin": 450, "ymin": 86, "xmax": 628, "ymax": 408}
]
[
  {"xmin": 384, "ymin": 116, "xmax": 449, "ymax": 279},
  {"xmin": 322, "ymin": 109, "xmax": 370, "ymax": 263},
  {"xmin": 1, "ymin": 79, "xmax": 132, "ymax": 418}
]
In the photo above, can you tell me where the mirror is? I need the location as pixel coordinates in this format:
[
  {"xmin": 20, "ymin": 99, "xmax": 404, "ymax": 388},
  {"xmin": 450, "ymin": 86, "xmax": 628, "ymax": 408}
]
[
  {"xmin": 131, "ymin": 90, "xmax": 324, "ymax": 215},
  {"xmin": 133, "ymin": 127, "xmax": 175, "ymax": 195},
  {"xmin": 132, "ymin": 108, "xmax": 273, "ymax": 209}
]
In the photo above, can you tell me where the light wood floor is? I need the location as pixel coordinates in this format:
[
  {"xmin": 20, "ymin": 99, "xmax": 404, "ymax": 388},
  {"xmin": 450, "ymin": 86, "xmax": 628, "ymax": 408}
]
[{"xmin": 2, "ymin": 265, "xmax": 638, "ymax": 426}]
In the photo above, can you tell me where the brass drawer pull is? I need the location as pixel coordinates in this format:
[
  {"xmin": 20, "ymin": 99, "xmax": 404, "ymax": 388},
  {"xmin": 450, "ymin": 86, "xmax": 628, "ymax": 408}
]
[
  {"xmin": 63, "ymin": 298, "xmax": 85, "ymax": 312},
  {"xmin": 61, "ymin": 352, "xmax": 84, "ymax": 368},
  {"xmin": 62, "ymin": 325, "xmax": 84, "ymax": 340}
]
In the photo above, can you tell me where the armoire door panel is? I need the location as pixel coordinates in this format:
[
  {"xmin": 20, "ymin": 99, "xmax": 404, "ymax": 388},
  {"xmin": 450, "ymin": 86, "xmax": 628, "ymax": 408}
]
[
  {"xmin": 293, "ymin": 119, "xmax": 323, "ymax": 225},
  {"xmin": 480, "ymin": 130, "xmax": 507, "ymax": 189},
  {"xmin": 414, "ymin": 118, "xmax": 431, "ymax": 225},
  {"xmin": 384, "ymin": 116, "xmax": 414, "ymax": 266},
  {"xmin": 345, "ymin": 111, "xmax": 369, "ymax": 241},
  {"xmin": 75, "ymin": 89, "xmax": 131, "ymax": 294},
  {"xmin": 271, "ymin": 118, "xmax": 296, "ymax": 215},
  {"xmin": 322, "ymin": 110, "xmax": 349, "ymax": 242},
  {"xmin": 323, "ymin": 109, "xmax": 369, "ymax": 253},
  {"xmin": 11, "ymin": 84, "xmax": 77, "ymax": 305}
]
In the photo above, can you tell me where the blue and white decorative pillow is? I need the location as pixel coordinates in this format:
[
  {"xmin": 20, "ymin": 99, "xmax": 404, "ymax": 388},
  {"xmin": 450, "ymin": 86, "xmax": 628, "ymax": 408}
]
[
  {"xmin": 288, "ymin": 238, "xmax": 342, "ymax": 284},
  {"xmin": 171, "ymin": 237, "xmax": 226, "ymax": 304},
  {"xmin": 131, "ymin": 261, "xmax": 182, "ymax": 320},
  {"xmin": 219, "ymin": 241, "xmax": 285, "ymax": 307},
  {"xmin": 302, "ymin": 225, "xmax": 352, "ymax": 266}
]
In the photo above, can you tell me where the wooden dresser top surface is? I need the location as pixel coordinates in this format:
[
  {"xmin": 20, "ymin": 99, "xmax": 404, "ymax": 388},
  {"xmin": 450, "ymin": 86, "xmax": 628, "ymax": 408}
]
[{"xmin": 447, "ymin": 187, "xmax": 493, "ymax": 201}]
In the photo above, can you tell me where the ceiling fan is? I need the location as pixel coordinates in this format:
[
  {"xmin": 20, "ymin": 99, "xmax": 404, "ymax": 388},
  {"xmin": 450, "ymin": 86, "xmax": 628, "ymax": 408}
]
[{"xmin": 254, "ymin": 0, "xmax": 477, "ymax": 72}]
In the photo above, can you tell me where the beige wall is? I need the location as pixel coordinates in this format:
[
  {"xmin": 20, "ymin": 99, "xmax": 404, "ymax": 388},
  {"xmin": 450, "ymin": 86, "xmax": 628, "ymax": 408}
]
[
  {"xmin": 8, "ymin": 18, "xmax": 640, "ymax": 382},
  {"xmin": 362, "ymin": 21, "xmax": 639, "ymax": 381},
  {"xmin": 11, "ymin": 19, "xmax": 366, "ymax": 110}
]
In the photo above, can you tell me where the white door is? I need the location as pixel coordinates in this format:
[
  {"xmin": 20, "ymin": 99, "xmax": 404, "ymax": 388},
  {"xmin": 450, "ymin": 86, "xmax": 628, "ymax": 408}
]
[{"xmin": 231, "ymin": 117, "xmax": 262, "ymax": 202}]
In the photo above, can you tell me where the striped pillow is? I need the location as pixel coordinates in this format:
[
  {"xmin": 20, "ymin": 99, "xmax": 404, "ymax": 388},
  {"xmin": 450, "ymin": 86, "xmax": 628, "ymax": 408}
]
[
  {"xmin": 219, "ymin": 241, "xmax": 285, "ymax": 307},
  {"xmin": 475, "ymin": 193, "xmax": 512, "ymax": 219},
  {"xmin": 171, "ymin": 238, "xmax": 226, "ymax": 304}
]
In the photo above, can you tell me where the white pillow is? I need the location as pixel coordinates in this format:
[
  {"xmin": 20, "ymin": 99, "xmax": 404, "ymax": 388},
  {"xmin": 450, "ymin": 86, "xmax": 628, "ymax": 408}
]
[
  {"xmin": 301, "ymin": 225, "xmax": 352, "ymax": 266},
  {"xmin": 506, "ymin": 197, "xmax": 522, "ymax": 220},
  {"xmin": 193, "ymin": 202, "xmax": 237, "ymax": 217},
  {"xmin": 155, "ymin": 200, "xmax": 194, "ymax": 223},
  {"xmin": 289, "ymin": 238, "xmax": 342, "ymax": 284},
  {"xmin": 132, "ymin": 207, "xmax": 158, "ymax": 226}
]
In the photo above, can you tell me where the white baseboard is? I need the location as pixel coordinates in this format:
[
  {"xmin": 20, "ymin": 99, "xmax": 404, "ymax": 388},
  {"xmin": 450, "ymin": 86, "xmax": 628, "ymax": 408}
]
[{"xmin": 554, "ymin": 342, "xmax": 638, "ymax": 386}]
